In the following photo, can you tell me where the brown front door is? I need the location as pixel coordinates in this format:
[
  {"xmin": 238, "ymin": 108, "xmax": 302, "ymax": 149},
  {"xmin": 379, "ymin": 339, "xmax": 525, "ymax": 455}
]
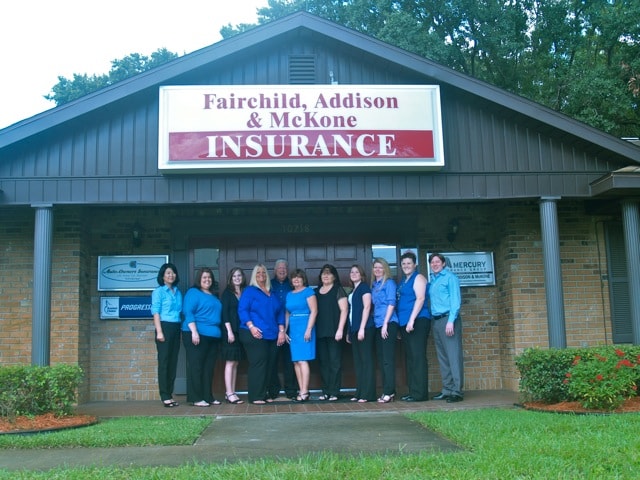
[{"xmin": 219, "ymin": 239, "xmax": 368, "ymax": 394}]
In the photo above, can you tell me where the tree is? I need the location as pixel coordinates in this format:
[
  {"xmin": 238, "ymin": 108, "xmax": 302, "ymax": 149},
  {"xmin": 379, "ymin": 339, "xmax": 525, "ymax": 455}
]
[
  {"xmin": 232, "ymin": 0, "xmax": 639, "ymax": 137},
  {"xmin": 46, "ymin": 48, "xmax": 179, "ymax": 106},
  {"xmin": 48, "ymin": 1, "xmax": 640, "ymax": 137}
]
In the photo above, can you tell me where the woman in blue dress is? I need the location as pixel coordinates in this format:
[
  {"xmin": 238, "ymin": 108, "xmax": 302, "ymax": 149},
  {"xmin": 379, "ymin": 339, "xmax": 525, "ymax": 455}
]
[{"xmin": 285, "ymin": 269, "xmax": 317, "ymax": 402}]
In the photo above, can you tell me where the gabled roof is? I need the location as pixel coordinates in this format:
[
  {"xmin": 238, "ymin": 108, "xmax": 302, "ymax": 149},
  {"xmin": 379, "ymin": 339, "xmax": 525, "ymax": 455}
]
[{"xmin": 1, "ymin": 11, "xmax": 639, "ymax": 163}]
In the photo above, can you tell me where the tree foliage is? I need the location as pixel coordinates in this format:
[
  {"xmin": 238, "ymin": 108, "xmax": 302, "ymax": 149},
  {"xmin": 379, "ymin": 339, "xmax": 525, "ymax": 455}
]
[
  {"xmin": 46, "ymin": 48, "xmax": 178, "ymax": 105},
  {"xmin": 221, "ymin": 0, "xmax": 640, "ymax": 138},
  {"xmin": 50, "ymin": 2, "xmax": 640, "ymax": 137}
]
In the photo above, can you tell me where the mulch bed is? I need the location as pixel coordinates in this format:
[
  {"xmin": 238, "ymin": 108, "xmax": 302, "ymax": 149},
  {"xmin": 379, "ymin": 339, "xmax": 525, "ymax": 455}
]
[
  {"xmin": 0, "ymin": 413, "xmax": 98, "ymax": 434},
  {"xmin": 523, "ymin": 396, "xmax": 640, "ymax": 414}
]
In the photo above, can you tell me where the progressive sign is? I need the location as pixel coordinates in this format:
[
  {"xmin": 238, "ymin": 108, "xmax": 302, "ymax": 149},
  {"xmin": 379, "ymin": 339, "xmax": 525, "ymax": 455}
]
[{"xmin": 158, "ymin": 85, "xmax": 444, "ymax": 172}]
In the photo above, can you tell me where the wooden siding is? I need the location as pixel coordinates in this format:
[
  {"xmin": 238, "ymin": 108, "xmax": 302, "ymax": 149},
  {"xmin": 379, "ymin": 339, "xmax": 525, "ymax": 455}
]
[{"xmin": 0, "ymin": 28, "xmax": 630, "ymax": 206}]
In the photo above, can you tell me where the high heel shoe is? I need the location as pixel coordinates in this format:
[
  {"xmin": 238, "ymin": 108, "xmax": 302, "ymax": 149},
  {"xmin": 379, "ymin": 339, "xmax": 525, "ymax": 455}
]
[
  {"xmin": 225, "ymin": 393, "xmax": 244, "ymax": 404},
  {"xmin": 377, "ymin": 394, "xmax": 395, "ymax": 403},
  {"xmin": 294, "ymin": 392, "xmax": 310, "ymax": 402}
]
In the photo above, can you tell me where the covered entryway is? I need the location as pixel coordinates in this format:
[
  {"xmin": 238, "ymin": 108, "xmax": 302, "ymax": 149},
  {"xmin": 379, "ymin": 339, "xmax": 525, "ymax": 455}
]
[
  {"xmin": 191, "ymin": 238, "xmax": 368, "ymax": 394},
  {"xmin": 173, "ymin": 208, "xmax": 418, "ymax": 397}
]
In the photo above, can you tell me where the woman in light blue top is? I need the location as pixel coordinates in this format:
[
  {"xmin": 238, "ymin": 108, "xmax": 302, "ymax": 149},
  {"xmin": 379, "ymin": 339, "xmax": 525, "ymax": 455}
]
[
  {"xmin": 151, "ymin": 263, "xmax": 183, "ymax": 407},
  {"xmin": 182, "ymin": 267, "xmax": 223, "ymax": 406}
]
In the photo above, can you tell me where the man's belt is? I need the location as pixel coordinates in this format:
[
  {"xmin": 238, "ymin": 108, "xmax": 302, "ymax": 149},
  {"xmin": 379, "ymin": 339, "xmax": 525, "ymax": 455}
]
[{"xmin": 432, "ymin": 312, "xmax": 449, "ymax": 320}]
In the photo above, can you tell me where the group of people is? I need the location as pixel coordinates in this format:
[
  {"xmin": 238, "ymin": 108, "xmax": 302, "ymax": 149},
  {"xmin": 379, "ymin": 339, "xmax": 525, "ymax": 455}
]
[
  {"xmin": 150, "ymin": 263, "xmax": 247, "ymax": 407},
  {"xmin": 150, "ymin": 252, "xmax": 463, "ymax": 407}
]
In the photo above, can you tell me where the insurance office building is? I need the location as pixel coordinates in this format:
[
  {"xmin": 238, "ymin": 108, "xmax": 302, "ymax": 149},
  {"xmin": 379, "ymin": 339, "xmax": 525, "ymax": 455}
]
[{"xmin": 1, "ymin": 13, "xmax": 639, "ymax": 402}]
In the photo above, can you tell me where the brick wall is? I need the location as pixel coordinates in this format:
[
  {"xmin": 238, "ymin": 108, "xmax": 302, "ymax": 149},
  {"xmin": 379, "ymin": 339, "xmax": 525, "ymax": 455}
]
[
  {"xmin": 0, "ymin": 200, "xmax": 619, "ymax": 401},
  {"xmin": 0, "ymin": 207, "xmax": 34, "ymax": 364}
]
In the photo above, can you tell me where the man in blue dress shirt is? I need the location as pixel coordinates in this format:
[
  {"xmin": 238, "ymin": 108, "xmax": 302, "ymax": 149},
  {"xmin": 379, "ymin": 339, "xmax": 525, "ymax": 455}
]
[
  {"xmin": 428, "ymin": 253, "xmax": 464, "ymax": 403},
  {"xmin": 268, "ymin": 259, "xmax": 299, "ymax": 399}
]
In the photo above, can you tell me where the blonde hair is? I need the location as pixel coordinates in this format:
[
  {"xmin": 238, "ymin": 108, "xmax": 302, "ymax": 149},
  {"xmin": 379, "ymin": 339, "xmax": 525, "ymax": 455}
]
[
  {"xmin": 371, "ymin": 257, "xmax": 392, "ymax": 286},
  {"xmin": 249, "ymin": 264, "xmax": 271, "ymax": 291}
]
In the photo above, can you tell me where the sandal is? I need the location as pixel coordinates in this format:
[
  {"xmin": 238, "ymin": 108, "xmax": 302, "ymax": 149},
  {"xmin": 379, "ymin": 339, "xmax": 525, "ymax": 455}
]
[
  {"xmin": 377, "ymin": 394, "xmax": 395, "ymax": 403},
  {"xmin": 318, "ymin": 394, "xmax": 329, "ymax": 401},
  {"xmin": 163, "ymin": 400, "xmax": 179, "ymax": 407},
  {"xmin": 225, "ymin": 393, "xmax": 244, "ymax": 404},
  {"xmin": 294, "ymin": 392, "xmax": 310, "ymax": 402}
]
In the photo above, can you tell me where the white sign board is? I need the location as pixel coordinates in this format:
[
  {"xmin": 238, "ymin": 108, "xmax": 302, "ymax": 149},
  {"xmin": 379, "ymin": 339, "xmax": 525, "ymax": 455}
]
[
  {"xmin": 98, "ymin": 255, "xmax": 168, "ymax": 291},
  {"xmin": 429, "ymin": 252, "xmax": 495, "ymax": 287},
  {"xmin": 158, "ymin": 84, "xmax": 444, "ymax": 172}
]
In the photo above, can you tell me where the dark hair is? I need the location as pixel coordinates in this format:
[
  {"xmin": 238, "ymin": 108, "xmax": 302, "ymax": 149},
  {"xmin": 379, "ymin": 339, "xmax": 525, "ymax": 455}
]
[
  {"xmin": 318, "ymin": 264, "xmax": 342, "ymax": 287},
  {"xmin": 400, "ymin": 251, "xmax": 417, "ymax": 264},
  {"xmin": 349, "ymin": 264, "xmax": 367, "ymax": 287},
  {"xmin": 226, "ymin": 267, "xmax": 247, "ymax": 290},
  {"xmin": 290, "ymin": 268, "xmax": 308, "ymax": 286},
  {"xmin": 429, "ymin": 252, "xmax": 446, "ymax": 265},
  {"xmin": 157, "ymin": 263, "xmax": 180, "ymax": 286},
  {"xmin": 193, "ymin": 267, "xmax": 215, "ymax": 292}
]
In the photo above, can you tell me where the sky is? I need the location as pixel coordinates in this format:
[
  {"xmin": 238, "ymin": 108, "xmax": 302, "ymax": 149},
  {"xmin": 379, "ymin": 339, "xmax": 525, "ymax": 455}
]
[{"xmin": 0, "ymin": 0, "xmax": 269, "ymax": 129}]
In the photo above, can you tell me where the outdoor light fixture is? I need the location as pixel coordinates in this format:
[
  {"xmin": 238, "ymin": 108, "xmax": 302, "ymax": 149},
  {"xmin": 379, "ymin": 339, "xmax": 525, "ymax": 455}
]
[
  {"xmin": 447, "ymin": 219, "xmax": 459, "ymax": 244},
  {"xmin": 132, "ymin": 222, "xmax": 143, "ymax": 247}
]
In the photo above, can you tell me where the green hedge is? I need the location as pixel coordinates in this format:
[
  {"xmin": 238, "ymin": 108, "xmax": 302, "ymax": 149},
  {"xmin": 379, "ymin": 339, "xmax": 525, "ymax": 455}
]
[
  {"xmin": 0, "ymin": 364, "xmax": 83, "ymax": 419},
  {"xmin": 516, "ymin": 346, "xmax": 640, "ymax": 410}
]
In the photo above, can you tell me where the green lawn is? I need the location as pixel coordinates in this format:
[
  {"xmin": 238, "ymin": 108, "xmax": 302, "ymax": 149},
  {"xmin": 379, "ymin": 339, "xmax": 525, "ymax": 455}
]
[{"xmin": 1, "ymin": 409, "xmax": 639, "ymax": 479}]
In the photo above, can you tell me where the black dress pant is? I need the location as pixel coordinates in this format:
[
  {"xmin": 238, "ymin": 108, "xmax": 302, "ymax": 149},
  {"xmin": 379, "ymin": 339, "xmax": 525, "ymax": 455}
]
[
  {"xmin": 400, "ymin": 316, "xmax": 430, "ymax": 400},
  {"xmin": 376, "ymin": 321, "xmax": 398, "ymax": 396},
  {"xmin": 316, "ymin": 336, "xmax": 342, "ymax": 397},
  {"xmin": 182, "ymin": 332, "xmax": 220, "ymax": 403},
  {"xmin": 268, "ymin": 341, "xmax": 298, "ymax": 398},
  {"xmin": 155, "ymin": 321, "xmax": 181, "ymax": 402},
  {"xmin": 240, "ymin": 329, "xmax": 278, "ymax": 402},
  {"xmin": 351, "ymin": 327, "xmax": 377, "ymax": 401}
]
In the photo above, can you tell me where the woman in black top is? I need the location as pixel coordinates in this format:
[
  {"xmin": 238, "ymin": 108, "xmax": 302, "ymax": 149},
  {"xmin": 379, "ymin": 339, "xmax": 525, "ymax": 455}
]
[
  {"xmin": 347, "ymin": 264, "xmax": 376, "ymax": 403},
  {"xmin": 220, "ymin": 267, "xmax": 246, "ymax": 404},
  {"xmin": 315, "ymin": 264, "xmax": 349, "ymax": 401}
]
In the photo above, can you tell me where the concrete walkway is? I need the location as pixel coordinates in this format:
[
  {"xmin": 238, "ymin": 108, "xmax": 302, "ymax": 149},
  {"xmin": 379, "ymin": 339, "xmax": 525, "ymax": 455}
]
[{"xmin": 0, "ymin": 390, "xmax": 519, "ymax": 472}]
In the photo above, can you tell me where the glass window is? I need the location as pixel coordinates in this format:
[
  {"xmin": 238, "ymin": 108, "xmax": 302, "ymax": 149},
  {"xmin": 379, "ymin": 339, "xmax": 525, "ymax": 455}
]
[
  {"xmin": 193, "ymin": 248, "xmax": 220, "ymax": 295},
  {"xmin": 372, "ymin": 244, "xmax": 419, "ymax": 279}
]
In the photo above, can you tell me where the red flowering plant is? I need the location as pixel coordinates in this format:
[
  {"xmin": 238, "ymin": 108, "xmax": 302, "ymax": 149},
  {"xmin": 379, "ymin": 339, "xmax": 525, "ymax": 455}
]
[{"xmin": 564, "ymin": 347, "xmax": 639, "ymax": 410}]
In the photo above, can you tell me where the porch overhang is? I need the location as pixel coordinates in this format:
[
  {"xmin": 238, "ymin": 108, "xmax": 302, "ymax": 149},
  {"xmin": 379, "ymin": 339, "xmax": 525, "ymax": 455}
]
[{"xmin": 590, "ymin": 166, "xmax": 640, "ymax": 198}]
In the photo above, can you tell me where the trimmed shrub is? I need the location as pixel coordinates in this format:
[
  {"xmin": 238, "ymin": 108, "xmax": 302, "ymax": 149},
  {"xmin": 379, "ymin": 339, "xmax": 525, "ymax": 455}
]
[
  {"xmin": 0, "ymin": 364, "xmax": 83, "ymax": 419},
  {"xmin": 516, "ymin": 346, "xmax": 640, "ymax": 410}
]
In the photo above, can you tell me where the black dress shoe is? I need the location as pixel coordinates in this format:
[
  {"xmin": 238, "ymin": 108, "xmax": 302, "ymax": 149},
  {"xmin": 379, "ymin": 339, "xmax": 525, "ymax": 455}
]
[
  {"xmin": 402, "ymin": 396, "xmax": 417, "ymax": 402},
  {"xmin": 432, "ymin": 392, "xmax": 449, "ymax": 400},
  {"xmin": 401, "ymin": 394, "xmax": 412, "ymax": 401},
  {"xmin": 446, "ymin": 395, "xmax": 463, "ymax": 403}
]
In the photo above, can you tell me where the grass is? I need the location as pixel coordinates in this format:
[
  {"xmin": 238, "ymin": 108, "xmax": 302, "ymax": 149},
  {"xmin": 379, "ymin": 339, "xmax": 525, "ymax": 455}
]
[
  {"xmin": 0, "ymin": 416, "xmax": 212, "ymax": 449},
  {"xmin": 1, "ymin": 409, "xmax": 639, "ymax": 479}
]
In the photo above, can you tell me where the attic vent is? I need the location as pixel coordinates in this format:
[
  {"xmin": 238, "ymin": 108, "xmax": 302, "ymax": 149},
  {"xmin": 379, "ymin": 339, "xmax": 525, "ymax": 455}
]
[{"xmin": 288, "ymin": 55, "xmax": 316, "ymax": 84}]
